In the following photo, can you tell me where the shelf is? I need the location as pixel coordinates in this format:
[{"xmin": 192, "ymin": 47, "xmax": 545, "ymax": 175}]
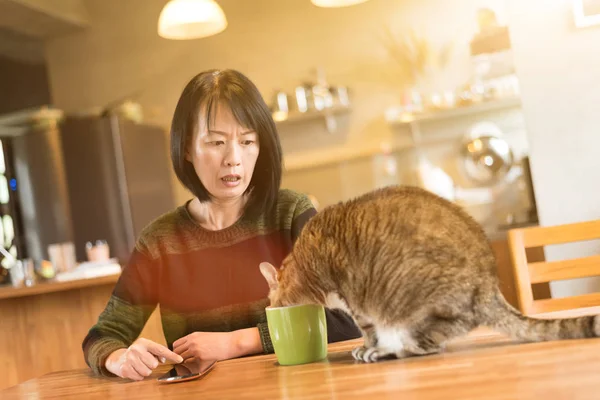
[
  {"xmin": 283, "ymin": 140, "xmax": 418, "ymax": 172},
  {"xmin": 385, "ymin": 97, "xmax": 522, "ymax": 126},
  {"xmin": 274, "ymin": 106, "xmax": 351, "ymax": 133},
  {"xmin": 283, "ymin": 136, "xmax": 461, "ymax": 172},
  {"xmin": 0, "ymin": 106, "xmax": 64, "ymax": 137},
  {"xmin": 0, "ymin": 106, "xmax": 63, "ymax": 127}
]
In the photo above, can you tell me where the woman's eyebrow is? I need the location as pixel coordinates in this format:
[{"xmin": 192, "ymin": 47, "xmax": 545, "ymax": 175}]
[{"xmin": 207, "ymin": 129, "xmax": 255, "ymax": 135}]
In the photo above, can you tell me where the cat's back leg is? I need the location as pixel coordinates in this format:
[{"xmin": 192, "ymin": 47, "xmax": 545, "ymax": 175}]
[
  {"xmin": 404, "ymin": 313, "xmax": 477, "ymax": 356},
  {"xmin": 353, "ymin": 316, "xmax": 476, "ymax": 363}
]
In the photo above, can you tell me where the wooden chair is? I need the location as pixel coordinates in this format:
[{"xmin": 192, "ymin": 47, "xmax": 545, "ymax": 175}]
[{"xmin": 507, "ymin": 219, "xmax": 600, "ymax": 319}]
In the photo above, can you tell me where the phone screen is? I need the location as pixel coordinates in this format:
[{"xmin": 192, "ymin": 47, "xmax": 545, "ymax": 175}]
[{"xmin": 157, "ymin": 359, "xmax": 217, "ymax": 383}]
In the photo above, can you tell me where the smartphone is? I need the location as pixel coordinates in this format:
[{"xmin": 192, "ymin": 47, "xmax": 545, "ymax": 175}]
[{"xmin": 157, "ymin": 359, "xmax": 217, "ymax": 384}]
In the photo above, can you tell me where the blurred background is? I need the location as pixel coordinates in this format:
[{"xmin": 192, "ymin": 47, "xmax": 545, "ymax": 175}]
[{"xmin": 0, "ymin": 0, "xmax": 599, "ymax": 389}]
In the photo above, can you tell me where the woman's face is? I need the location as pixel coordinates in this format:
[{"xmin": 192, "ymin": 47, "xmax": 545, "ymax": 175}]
[{"xmin": 187, "ymin": 103, "xmax": 260, "ymax": 202}]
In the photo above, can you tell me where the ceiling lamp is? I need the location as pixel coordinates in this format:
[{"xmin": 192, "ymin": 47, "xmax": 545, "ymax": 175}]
[
  {"xmin": 158, "ymin": 0, "xmax": 227, "ymax": 40},
  {"xmin": 311, "ymin": 0, "xmax": 370, "ymax": 7}
]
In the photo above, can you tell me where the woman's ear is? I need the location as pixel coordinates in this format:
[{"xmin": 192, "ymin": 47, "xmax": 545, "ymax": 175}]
[{"xmin": 259, "ymin": 262, "xmax": 278, "ymax": 291}]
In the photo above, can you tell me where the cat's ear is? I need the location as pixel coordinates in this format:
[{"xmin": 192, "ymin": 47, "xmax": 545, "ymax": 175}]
[{"xmin": 259, "ymin": 262, "xmax": 279, "ymax": 291}]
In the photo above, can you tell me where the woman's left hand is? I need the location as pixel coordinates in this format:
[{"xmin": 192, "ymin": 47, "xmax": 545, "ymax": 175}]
[{"xmin": 173, "ymin": 331, "xmax": 236, "ymax": 362}]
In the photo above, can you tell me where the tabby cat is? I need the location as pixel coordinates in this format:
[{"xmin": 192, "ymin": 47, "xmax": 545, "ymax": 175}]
[{"xmin": 260, "ymin": 186, "xmax": 600, "ymax": 363}]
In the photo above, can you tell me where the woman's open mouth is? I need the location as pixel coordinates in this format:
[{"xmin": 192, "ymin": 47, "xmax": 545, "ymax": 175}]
[{"xmin": 221, "ymin": 174, "xmax": 241, "ymax": 187}]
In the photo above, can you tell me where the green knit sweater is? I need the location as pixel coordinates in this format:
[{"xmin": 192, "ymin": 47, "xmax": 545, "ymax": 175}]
[{"xmin": 83, "ymin": 189, "xmax": 360, "ymax": 376}]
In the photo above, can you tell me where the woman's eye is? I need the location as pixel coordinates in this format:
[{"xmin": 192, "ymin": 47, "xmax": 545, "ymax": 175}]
[
  {"xmin": 212, "ymin": 141, "xmax": 225, "ymax": 146},
  {"xmin": 242, "ymin": 140, "xmax": 255, "ymax": 146}
]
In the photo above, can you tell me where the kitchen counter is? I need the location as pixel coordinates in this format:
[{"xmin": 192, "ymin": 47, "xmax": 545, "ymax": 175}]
[
  {"xmin": 0, "ymin": 274, "xmax": 121, "ymax": 300},
  {"xmin": 0, "ymin": 272, "xmax": 165, "ymax": 390}
]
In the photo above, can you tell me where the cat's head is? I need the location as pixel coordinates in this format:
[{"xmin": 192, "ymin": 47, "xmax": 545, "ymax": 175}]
[{"xmin": 259, "ymin": 255, "xmax": 322, "ymax": 308}]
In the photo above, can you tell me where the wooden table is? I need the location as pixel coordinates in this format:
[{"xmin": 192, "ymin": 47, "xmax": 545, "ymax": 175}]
[{"xmin": 3, "ymin": 329, "xmax": 600, "ymax": 399}]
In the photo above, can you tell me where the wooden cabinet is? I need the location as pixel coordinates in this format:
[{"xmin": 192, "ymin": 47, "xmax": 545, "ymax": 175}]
[{"xmin": 0, "ymin": 277, "xmax": 165, "ymax": 390}]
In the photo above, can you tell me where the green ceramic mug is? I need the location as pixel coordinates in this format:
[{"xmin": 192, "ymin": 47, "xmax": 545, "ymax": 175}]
[{"xmin": 265, "ymin": 304, "xmax": 328, "ymax": 366}]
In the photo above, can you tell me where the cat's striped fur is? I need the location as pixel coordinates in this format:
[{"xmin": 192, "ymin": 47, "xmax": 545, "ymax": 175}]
[{"xmin": 260, "ymin": 185, "xmax": 600, "ymax": 363}]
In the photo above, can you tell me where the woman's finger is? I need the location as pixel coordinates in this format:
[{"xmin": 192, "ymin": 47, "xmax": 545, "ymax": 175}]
[
  {"xmin": 146, "ymin": 341, "xmax": 183, "ymax": 364},
  {"xmin": 126, "ymin": 349, "xmax": 153, "ymax": 378},
  {"xmin": 138, "ymin": 349, "xmax": 160, "ymax": 370},
  {"xmin": 120, "ymin": 363, "xmax": 144, "ymax": 381},
  {"xmin": 172, "ymin": 336, "xmax": 187, "ymax": 349},
  {"xmin": 178, "ymin": 349, "xmax": 195, "ymax": 361},
  {"xmin": 172, "ymin": 342, "xmax": 188, "ymax": 356},
  {"xmin": 130, "ymin": 356, "xmax": 153, "ymax": 378}
]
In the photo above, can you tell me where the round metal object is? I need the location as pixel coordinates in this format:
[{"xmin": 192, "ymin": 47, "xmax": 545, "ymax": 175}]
[{"xmin": 460, "ymin": 134, "xmax": 514, "ymax": 185}]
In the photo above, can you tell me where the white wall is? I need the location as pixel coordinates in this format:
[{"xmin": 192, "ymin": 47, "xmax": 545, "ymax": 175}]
[
  {"xmin": 507, "ymin": 0, "xmax": 600, "ymax": 297},
  {"xmin": 43, "ymin": 0, "xmax": 600, "ymax": 297},
  {"xmin": 44, "ymin": 0, "xmax": 507, "ymax": 204}
]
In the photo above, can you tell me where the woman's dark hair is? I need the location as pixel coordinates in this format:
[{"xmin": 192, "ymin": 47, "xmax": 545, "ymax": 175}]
[{"xmin": 171, "ymin": 69, "xmax": 282, "ymax": 217}]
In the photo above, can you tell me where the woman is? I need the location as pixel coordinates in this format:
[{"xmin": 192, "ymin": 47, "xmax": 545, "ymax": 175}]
[{"xmin": 83, "ymin": 69, "xmax": 360, "ymax": 381}]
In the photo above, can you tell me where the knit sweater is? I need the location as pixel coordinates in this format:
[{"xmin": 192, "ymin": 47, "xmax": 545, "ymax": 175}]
[{"xmin": 83, "ymin": 189, "xmax": 361, "ymax": 376}]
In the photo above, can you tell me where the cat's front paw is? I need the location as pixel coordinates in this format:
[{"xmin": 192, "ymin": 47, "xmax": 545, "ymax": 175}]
[
  {"xmin": 352, "ymin": 346, "xmax": 395, "ymax": 363},
  {"xmin": 351, "ymin": 346, "xmax": 368, "ymax": 362}
]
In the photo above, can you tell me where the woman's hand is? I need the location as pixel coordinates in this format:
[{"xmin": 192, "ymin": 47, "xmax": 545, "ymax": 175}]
[
  {"xmin": 105, "ymin": 338, "xmax": 183, "ymax": 381},
  {"xmin": 173, "ymin": 328, "xmax": 262, "ymax": 361}
]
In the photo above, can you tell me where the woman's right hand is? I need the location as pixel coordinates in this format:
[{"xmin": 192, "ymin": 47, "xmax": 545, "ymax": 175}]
[{"xmin": 105, "ymin": 338, "xmax": 184, "ymax": 381}]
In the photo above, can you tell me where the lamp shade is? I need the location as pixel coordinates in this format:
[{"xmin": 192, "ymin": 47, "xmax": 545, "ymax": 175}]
[
  {"xmin": 158, "ymin": 0, "xmax": 227, "ymax": 40},
  {"xmin": 311, "ymin": 0, "xmax": 370, "ymax": 7}
]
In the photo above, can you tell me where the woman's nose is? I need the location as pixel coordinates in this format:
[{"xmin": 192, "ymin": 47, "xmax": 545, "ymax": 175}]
[{"xmin": 224, "ymin": 144, "xmax": 242, "ymax": 166}]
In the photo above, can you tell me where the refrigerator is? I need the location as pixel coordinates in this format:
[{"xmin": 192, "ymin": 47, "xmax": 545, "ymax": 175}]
[
  {"xmin": 59, "ymin": 114, "xmax": 176, "ymax": 263},
  {"xmin": 0, "ymin": 109, "xmax": 176, "ymax": 267}
]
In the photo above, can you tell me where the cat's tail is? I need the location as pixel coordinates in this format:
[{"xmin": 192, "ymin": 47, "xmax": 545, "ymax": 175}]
[{"xmin": 480, "ymin": 288, "xmax": 600, "ymax": 341}]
